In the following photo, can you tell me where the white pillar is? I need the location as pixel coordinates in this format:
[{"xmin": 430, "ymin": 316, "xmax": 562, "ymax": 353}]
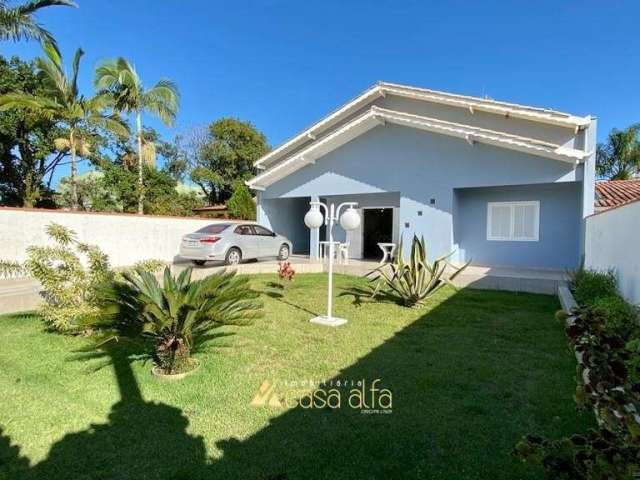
[{"xmin": 309, "ymin": 195, "xmax": 320, "ymax": 260}]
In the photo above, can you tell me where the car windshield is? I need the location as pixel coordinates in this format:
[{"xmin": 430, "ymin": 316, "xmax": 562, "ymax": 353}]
[{"xmin": 195, "ymin": 224, "xmax": 230, "ymax": 234}]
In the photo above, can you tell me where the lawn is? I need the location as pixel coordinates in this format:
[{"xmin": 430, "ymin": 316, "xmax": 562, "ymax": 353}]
[{"xmin": 0, "ymin": 273, "xmax": 591, "ymax": 480}]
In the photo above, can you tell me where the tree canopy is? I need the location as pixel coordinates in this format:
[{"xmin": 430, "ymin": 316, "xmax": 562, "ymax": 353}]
[
  {"xmin": 0, "ymin": 55, "xmax": 65, "ymax": 206},
  {"xmin": 189, "ymin": 118, "xmax": 268, "ymax": 204},
  {"xmin": 596, "ymin": 124, "xmax": 640, "ymax": 180}
]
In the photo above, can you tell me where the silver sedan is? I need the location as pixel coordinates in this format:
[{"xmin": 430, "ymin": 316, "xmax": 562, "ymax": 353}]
[{"xmin": 179, "ymin": 223, "xmax": 292, "ymax": 266}]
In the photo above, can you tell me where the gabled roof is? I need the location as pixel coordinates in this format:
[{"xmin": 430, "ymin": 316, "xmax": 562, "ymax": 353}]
[
  {"xmin": 254, "ymin": 81, "xmax": 593, "ymax": 170},
  {"xmin": 247, "ymin": 106, "xmax": 590, "ymax": 190},
  {"xmin": 595, "ymin": 179, "xmax": 640, "ymax": 210}
]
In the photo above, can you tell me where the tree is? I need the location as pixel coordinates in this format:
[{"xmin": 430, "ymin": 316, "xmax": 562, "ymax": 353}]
[
  {"xmin": 596, "ymin": 124, "xmax": 640, "ymax": 180},
  {"xmin": 0, "ymin": 0, "xmax": 76, "ymax": 55},
  {"xmin": 95, "ymin": 161, "xmax": 202, "ymax": 216},
  {"xmin": 189, "ymin": 118, "xmax": 268, "ymax": 204},
  {"xmin": 94, "ymin": 58, "xmax": 179, "ymax": 215},
  {"xmin": 226, "ymin": 181, "xmax": 255, "ymax": 220},
  {"xmin": 56, "ymin": 170, "xmax": 121, "ymax": 211},
  {"xmin": 158, "ymin": 134, "xmax": 188, "ymax": 182},
  {"xmin": 0, "ymin": 54, "xmax": 67, "ymax": 206},
  {"xmin": 0, "ymin": 43, "xmax": 129, "ymax": 209}
]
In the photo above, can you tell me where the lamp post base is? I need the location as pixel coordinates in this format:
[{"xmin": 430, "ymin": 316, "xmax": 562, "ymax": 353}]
[{"xmin": 309, "ymin": 315, "xmax": 348, "ymax": 327}]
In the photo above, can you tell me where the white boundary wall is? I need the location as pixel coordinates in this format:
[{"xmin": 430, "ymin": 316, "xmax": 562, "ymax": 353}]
[
  {"xmin": 0, "ymin": 208, "xmax": 218, "ymax": 267},
  {"xmin": 585, "ymin": 200, "xmax": 640, "ymax": 304}
]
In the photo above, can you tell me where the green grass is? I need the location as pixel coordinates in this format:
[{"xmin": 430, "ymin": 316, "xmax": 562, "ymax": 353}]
[{"xmin": 0, "ymin": 274, "xmax": 592, "ymax": 480}]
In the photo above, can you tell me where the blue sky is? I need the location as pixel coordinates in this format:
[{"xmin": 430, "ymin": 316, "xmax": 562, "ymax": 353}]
[{"xmin": 3, "ymin": 0, "xmax": 638, "ymax": 185}]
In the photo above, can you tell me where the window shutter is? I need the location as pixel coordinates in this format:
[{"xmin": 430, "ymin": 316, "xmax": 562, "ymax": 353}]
[
  {"xmin": 490, "ymin": 204, "xmax": 511, "ymax": 239},
  {"xmin": 487, "ymin": 201, "xmax": 539, "ymax": 241}
]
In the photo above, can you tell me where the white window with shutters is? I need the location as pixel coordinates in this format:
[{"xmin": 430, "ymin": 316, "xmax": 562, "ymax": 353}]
[{"xmin": 486, "ymin": 201, "xmax": 539, "ymax": 242}]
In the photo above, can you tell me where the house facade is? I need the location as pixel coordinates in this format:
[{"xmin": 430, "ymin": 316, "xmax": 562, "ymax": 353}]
[{"xmin": 247, "ymin": 82, "xmax": 596, "ymax": 270}]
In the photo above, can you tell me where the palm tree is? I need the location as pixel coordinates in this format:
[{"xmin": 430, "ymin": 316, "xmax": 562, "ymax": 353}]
[
  {"xmin": 94, "ymin": 58, "xmax": 179, "ymax": 214},
  {"xmin": 0, "ymin": 42, "xmax": 129, "ymax": 209},
  {"xmin": 0, "ymin": 0, "xmax": 76, "ymax": 54},
  {"xmin": 596, "ymin": 124, "xmax": 640, "ymax": 180}
]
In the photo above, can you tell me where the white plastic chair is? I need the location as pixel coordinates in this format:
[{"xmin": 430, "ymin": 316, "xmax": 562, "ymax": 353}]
[{"xmin": 338, "ymin": 242, "xmax": 350, "ymax": 264}]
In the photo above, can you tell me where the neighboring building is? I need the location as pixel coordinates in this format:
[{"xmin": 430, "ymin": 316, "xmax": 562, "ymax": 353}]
[
  {"xmin": 595, "ymin": 179, "xmax": 640, "ymax": 212},
  {"xmin": 247, "ymin": 82, "xmax": 596, "ymax": 270},
  {"xmin": 192, "ymin": 204, "xmax": 228, "ymax": 218}
]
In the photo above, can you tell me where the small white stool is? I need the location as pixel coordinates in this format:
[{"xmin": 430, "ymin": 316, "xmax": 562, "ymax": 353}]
[{"xmin": 377, "ymin": 242, "xmax": 397, "ymax": 264}]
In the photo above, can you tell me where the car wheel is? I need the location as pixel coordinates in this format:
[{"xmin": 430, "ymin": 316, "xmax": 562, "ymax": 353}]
[
  {"xmin": 192, "ymin": 260, "xmax": 206, "ymax": 266},
  {"xmin": 278, "ymin": 244, "xmax": 290, "ymax": 260},
  {"xmin": 225, "ymin": 248, "xmax": 242, "ymax": 265}
]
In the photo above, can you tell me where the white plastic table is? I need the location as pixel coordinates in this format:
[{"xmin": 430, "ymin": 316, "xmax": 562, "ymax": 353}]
[{"xmin": 377, "ymin": 242, "xmax": 397, "ymax": 264}]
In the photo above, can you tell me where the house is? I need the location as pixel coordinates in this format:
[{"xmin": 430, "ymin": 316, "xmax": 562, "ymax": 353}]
[
  {"xmin": 595, "ymin": 179, "xmax": 640, "ymax": 212},
  {"xmin": 247, "ymin": 82, "xmax": 596, "ymax": 270}
]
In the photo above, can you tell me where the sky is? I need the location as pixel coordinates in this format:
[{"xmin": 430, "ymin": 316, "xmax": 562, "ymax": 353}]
[{"xmin": 3, "ymin": 0, "xmax": 639, "ymax": 186}]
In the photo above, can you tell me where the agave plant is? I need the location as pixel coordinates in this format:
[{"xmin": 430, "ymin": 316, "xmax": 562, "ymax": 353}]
[
  {"xmin": 368, "ymin": 235, "xmax": 470, "ymax": 307},
  {"xmin": 94, "ymin": 267, "xmax": 262, "ymax": 374}
]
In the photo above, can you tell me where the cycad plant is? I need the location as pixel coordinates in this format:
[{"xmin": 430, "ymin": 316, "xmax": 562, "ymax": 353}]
[
  {"xmin": 0, "ymin": 43, "xmax": 129, "ymax": 209},
  {"xmin": 94, "ymin": 267, "xmax": 262, "ymax": 374},
  {"xmin": 368, "ymin": 235, "xmax": 470, "ymax": 307},
  {"xmin": 94, "ymin": 58, "xmax": 179, "ymax": 214}
]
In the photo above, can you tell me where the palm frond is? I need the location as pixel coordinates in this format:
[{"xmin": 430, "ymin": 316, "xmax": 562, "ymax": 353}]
[
  {"xmin": 142, "ymin": 82, "xmax": 179, "ymax": 127},
  {"xmin": 70, "ymin": 47, "xmax": 84, "ymax": 97},
  {"xmin": 16, "ymin": 0, "xmax": 77, "ymax": 15},
  {"xmin": 86, "ymin": 113, "xmax": 130, "ymax": 138},
  {"xmin": 0, "ymin": 92, "xmax": 59, "ymax": 118}
]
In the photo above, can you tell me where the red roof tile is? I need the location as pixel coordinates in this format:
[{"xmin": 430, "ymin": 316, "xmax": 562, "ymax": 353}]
[{"xmin": 595, "ymin": 179, "xmax": 640, "ymax": 209}]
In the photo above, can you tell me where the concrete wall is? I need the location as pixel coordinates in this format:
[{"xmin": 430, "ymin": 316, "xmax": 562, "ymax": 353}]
[
  {"xmin": 455, "ymin": 183, "xmax": 582, "ymax": 269},
  {"xmin": 585, "ymin": 201, "xmax": 640, "ymax": 304},
  {"xmin": 0, "ymin": 208, "xmax": 219, "ymax": 267},
  {"xmin": 260, "ymin": 124, "xmax": 582, "ymax": 266}
]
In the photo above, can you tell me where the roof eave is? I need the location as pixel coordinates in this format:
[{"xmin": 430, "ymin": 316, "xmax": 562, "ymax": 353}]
[
  {"xmin": 247, "ymin": 107, "xmax": 586, "ymax": 190},
  {"xmin": 254, "ymin": 82, "xmax": 593, "ymax": 170}
]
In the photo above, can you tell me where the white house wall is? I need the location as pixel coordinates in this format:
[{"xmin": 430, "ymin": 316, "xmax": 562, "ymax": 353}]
[{"xmin": 585, "ymin": 201, "xmax": 640, "ymax": 304}]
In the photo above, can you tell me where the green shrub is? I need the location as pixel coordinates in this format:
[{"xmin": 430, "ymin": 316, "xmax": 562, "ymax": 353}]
[
  {"xmin": 23, "ymin": 223, "xmax": 112, "ymax": 332},
  {"xmin": 226, "ymin": 182, "xmax": 256, "ymax": 220},
  {"xmin": 515, "ymin": 305, "xmax": 640, "ymax": 478},
  {"xmin": 92, "ymin": 267, "xmax": 263, "ymax": 374},
  {"xmin": 571, "ymin": 268, "xmax": 618, "ymax": 306},
  {"xmin": 516, "ymin": 280, "xmax": 640, "ymax": 479},
  {"xmin": 0, "ymin": 224, "xmax": 168, "ymax": 332},
  {"xmin": 590, "ymin": 295, "xmax": 638, "ymax": 337}
]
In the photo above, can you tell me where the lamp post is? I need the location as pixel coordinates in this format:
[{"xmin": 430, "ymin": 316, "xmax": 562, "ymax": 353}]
[{"xmin": 304, "ymin": 200, "xmax": 360, "ymax": 326}]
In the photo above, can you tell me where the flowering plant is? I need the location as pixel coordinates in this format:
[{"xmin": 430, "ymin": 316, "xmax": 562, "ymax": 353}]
[{"xmin": 277, "ymin": 261, "xmax": 295, "ymax": 283}]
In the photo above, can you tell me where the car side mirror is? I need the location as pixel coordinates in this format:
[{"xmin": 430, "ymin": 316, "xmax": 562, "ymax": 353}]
[{"xmin": 271, "ymin": 232, "xmax": 277, "ymax": 237}]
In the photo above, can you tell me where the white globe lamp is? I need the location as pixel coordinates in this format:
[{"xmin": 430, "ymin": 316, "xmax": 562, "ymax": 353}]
[
  {"xmin": 339, "ymin": 207, "xmax": 361, "ymax": 231},
  {"xmin": 304, "ymin": 206, "xmax": 324, "ymax": 229},
  {"xmin": 303, "ymin": 200, "xmax": 359, "ymax": 327}
]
